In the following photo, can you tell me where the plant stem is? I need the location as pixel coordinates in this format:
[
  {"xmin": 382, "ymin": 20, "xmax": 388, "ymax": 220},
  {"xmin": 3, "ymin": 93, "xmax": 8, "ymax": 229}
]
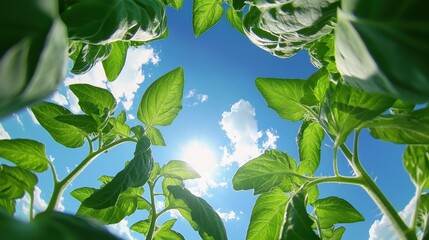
[
  {"xmin": 46, "ymin": 137, "xmax": 136, "ymax": 211},
  {"xmin": 410, "ymin": 185, "xmax": 423, "ymax": 232},
  {"xmin": 146, "ymin": 181, "xmax": 158, "ymax": 240}
]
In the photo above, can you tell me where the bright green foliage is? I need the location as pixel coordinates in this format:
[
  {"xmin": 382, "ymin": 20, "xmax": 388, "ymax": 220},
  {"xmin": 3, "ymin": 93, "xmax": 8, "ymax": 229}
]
[
  {"xmin": 297, "ymin": 121, "xmax": 325, "ymax": 175},
  {"xmin": 69, "ymin": 84, "xmax": 117, "ymax": 117},
  {"xmin": 164, "ymin": 0, "xmax": 184, "ymax": 10},
  {"xmin": 160, "ymin": 160, "xmax": 201, "ymax": 180},
  {"xmin": 0, "ymin": 199, "xmax": 15, "ymax": 216},
  {"xmin": 0, "ymin": 0, "xmax": 67, "ymax": 118},
  {"xmin": 132, "ymin": 219, "xmax": 185, "ymax": 239},
  {"xmin": 60, "ymin": 0, "xmax": 167, "ymax": 44},
  {"xmin": 308, "ymin": 33, "xmax": 338, "ymax": 79},
  {"xmin": 55, "ymin": 115, "xmax": 98, "ymax": 134},
  {"xmin": 168, "ymin": 185, "xmax": 228, "ymax": 240},
  {"xmin": 102, "ymin": 41, "xmax": 128, "ymax": 81},
  {"xmin": 192, "ymin": 0, "xmax": 223, "ymax": 36},
  {"xmin": 243, "ymin": 0, "xmax": 339, "ymax": 58},
  {"xmin": 0, "ymin": 165, "xmax": 37, "ymax": 200},
  {"xmin": 403, "ymin": 145, "xmax": 429, "ymax": 188},
  {"xmin": 335, "ymin": 0, "xmax": 429, "ymax": 103},
  {"xmin": 322, "ymin": 227, "xmax": 345, "ymax": 240},
  {"xmin": 146, "ymin": 127, "xmax": 166, "ymax": 146},
  {"xmin": 226, "ymin": 8, "xmax": 244, "ymax": 35},
  {"xmin": 312, "ymin": 196, "xmax": 364, "ymax": 228},
  {"xmin": 138, "ymin": 67, "xmax": 184, "ymax": 128},
  {"xmin": 32, "ymin": 102, "xmax": 86, "ymax": 148},
  {"xmin": 246, "ymin": 188, "xmax": 289, "ymax": 240},
  {"xmin": 0, "ymin": 139, "xmax": 49, "ymax": 172},
  {"xmin": 82, "ymin": 136, "xmax": 153, "ymax": 209},
  {"xmin": 131, "ymin": 219, "xmax": 151, "ymax": 235}
]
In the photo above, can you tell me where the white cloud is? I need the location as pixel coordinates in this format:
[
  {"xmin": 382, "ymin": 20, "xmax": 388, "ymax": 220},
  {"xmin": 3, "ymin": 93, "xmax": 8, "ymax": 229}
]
[
  {"xmin": 63, "ymin": 46, "xmax": 159, "ymax": 112},
  {"xmin": 369, "ymin": 196, "xmax": 417, "ymax": 240},
  {"xmin": 0, "ymin": 123, "xmax": 11, "ymax": 139},
  {"xmin": 51, "ymin": 91, "xmax": 69, "ymax": 106},
  {"xmin": 168, "ymin": 209, "xmax": 182, "ymax": 219},
  {"xmin": 107, "ymin": 219, "xmax": 136, "ymax": 240},
  {"xmin": 185, "ymin": 89, "xmax": 209, "ymax": 106},
  {"xmin": 127, "ymin": 114, "xmax": 135, "ymax": 120},
  {"xmin": 14, "ymin": 114, "xmax": 24, "ymax": 127},
  {"xmin": 216, "ymin": 209, "xmax": 239, "ymax": 221},
  {"xmin": 26, "ymin": 108, "xmax": 39, "ymax": 125},
  {"xmin": 155, "ymin": 200, "xmax": 165, "ymax": 211},
  {"xmin": 22, "ymin": 187, "xmax": 47, "ymax": 216},
  {"xmin": 220, "ymin": 100, "xmax": 279, "ymax": 166}
]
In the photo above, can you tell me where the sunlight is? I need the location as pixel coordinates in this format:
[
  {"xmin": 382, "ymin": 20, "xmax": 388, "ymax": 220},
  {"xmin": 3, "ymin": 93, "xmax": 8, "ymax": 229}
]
[{"xmin": 180, "ymin": 140, "xmax": 217, "ymax": 179}]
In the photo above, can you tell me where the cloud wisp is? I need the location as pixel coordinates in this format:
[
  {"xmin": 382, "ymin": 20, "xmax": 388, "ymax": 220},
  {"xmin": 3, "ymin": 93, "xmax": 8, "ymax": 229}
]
[
  {"xmin": 0, "ymin": 123, "xmax": 10, "ymax": 139},
  {"xmin": 184, "ymin": 89, "xmax": 209, "ymax": 106}
]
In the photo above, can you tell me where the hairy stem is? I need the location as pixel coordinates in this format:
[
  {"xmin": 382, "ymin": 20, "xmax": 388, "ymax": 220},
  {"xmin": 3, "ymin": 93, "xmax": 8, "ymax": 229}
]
[
  {"xmin": 46, "ymin": 137, "xmax": 136, "ymax": 211},
  {"xmin": 146, "ymin": 181, "xmax": 158, "ymax": 240}
]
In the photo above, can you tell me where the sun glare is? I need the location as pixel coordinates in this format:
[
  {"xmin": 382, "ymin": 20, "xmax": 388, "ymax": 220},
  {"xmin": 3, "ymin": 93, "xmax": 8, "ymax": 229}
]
[{"xmin": 181, "ymin": 140, "xmax": 217, "ymax": 179}]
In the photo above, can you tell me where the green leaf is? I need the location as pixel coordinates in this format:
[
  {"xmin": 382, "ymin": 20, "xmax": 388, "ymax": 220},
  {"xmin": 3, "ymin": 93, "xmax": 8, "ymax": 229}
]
[
  {"xmin": 61, "ymin": 0, "xmax": 167, "ymax": 44},
  {"xmin": 403, "ymin": 145, "xmax": 429, "ymax": 188},
  {"xmin": 0, "ymin": 210, "xmax": 121, "ymax": 240},
  {"xmin": 71, "ymin": 186, "xmax": 143, "ymax": 224},
  {"xmin": 0, "ymin": 0, "xmax": 67, "ymax": 118},
  {"xmin": 108, "ymin": 117, "xmax": 131, "ymax": 137},
  {"xmin": 308, "ymin": 33, "xmax": 339, "ymax": 79},
  {"xmin": 0, "ymin": 165, "xmax": 38, "ymax": 199},
  {"xmin": 226, "ymin": 8, "xmax": 244, "ymax": 35},
  {"xmin": 0, "ymin": 139, "xmax": 49, "ymax": 172},
  {"xmin": 231, "ymin": 0, "xmax": 245, "ymax": 11},
  {"xmin": 146, "ymin": 127, "xmax": 166, "ymax": 146},
  {"xmin": 242, "ymin": 1, "xmax": 339, "ymax": 58},
  {"xmin": 131, "ymin": 125, "xmax": 145, "ymax": 139},
  {"xmin": 167, "ymin": 185, "xmax": 227, "ymax": 240},
  {"xmin": 55, "ymin": 114, "xmax": 98, "ymax": 134},
  {"xmin": 322, "ymin": 227, "xmax": 345, "ymax": 240},
  {"xmin": 313, "ymin": 196, "xmax": 364, "ymax": 228},
  {"xmin": 69, "ymin": 84, "xmax": 117, "ymax": 117},
  {"xmin": 0, "ymin": 198, "xmax": 15, "ymax": 215},
  {"xmin": 164, "ymin": 0, "xmax": 184, "ymax": 10},
  {"xmin": 154, "ymin": 219, "xmax": 185, "ymax": 240},
  {"xmin": 321, "ymin": 82, "xmax": 394, "ymax": 145},
  {"xmin": 418, "ymin": 193, "xmax": 429, "ymax": 236},
  {"xmin": 335, "ymin": 0, "xmax": 429, "ymax": 103},
  {"xmin": 31, "ymin": 102, "xmax": 86, "ymax": 148},
  {"xmin": 390, "ymin": 99, "xmax": 415, "ymax": 115},
  {"xmin": 117, "ymin": 110, "xmax": 127, "ymax": 123},
  {"xmin": 233, "ymin": 150, "xmax": 306, "ymax": 194},
  {"xmin": 83, "ymin": 136, "xmax": 153, "ymax": 209},
  {"xmin": 137, "ymin": 67, "xmax": 184, "ymax": 127},
  {"xmin": 163, "ymin": 177, "xmax": 184, "ymax": 206},
  {"xmin": 256, "ymin": 78, "xmax": 308, "ymax": 122},
  {"xmin": 192, "ymin": 0, "xmax": 223, "ymax": 36},
  {"xmin": 301, "ymin": 68, "xmax": 331, "ymax": 109},
  {"xmin": 368, "ymin": 108, "xmax": 429, "ymax": 144},
  {"xmin": 160, "ymin": 160, "xmax": 200, "ymax": 180},
  {"xmin": 149, "ymin": 163, "xmax": 160, "ymax": 182},
  {"xmin": 297, "ymin": 121, "xmax": 325, "ymax": 176},
  {"xmin": 71, "ymin": 43, "xmax": 111, "ymax": 75},
  {"xmin": 281, "ymin": 193, "xmax": 319, "ymax": 240},
  {"xmin": 131, "ymin": 219, "xmax": 150, "ymax": 235},
  {"xmin": 102, "ymin": 41, "xmax": 128, "ymax": 81},
  {"xmin": 246, "ymin": 188, "xmax": 289, "ymax": 240}
]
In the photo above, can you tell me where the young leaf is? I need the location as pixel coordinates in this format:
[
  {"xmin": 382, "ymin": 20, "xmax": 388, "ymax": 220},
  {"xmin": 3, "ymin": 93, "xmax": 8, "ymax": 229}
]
[
  {"xmin": 297, "ymin": 121, "xmax": 325, "ymax": 176},
  {"xmin": 160, "ymin": 160, "xmax": 200, "ymax": 180},
  {"xmin": 321, "ymin": 82, "xmax": 394, "ymax": 145},
  {"xmin": 102, "ymin": 41, "xmax": 128, "ymax": 81},
  {"xmin": 149, "ymin": 163, "xmax": 161, "ymax": 182},
  {"xmin": 368, "ymin": 108, "xmax": 429, "ymax": 144},
  {"xmin": 69, "ymin": 84, "xmax": 117, "ymax": 117},
  {"xmin": 137, "ymin": 67, "xmax": 184, "ymax": 128},
  {"xmin": 256, "ymin": 78, "xmax": 308, "ymax": 122},
  {"xmin": 116, "ymin": 110, "xmax": 127, "ymax": 123},
  {"xmin": 71, "ymin": 43, "xmax": 111, "ymax": 75},
  {"xmin": 192, "ymin": 0, "xmax": 223, "ymax": 36},
  {"xmin": 146, "ymin": 127, "xmax": 166, "ymax": 146},
  {"xmin": 55, "ymin": 114, "xmax": 98, "ymax": 134},
  {"xmin": 108, "ymin": 118, "xmax": 131, "ymax": 137},
  {"xmin": 232, "ymin": 150, "xmax": 306, "ymax": 194},
  {"xmin": 0, "ymin": 165, "xmax": 38, "ymax": 199},
  {"xmin": 31, "ymin": 102, "xmax": 86, "ymax": 148},
  {"xmin": 0, "ymin": 139, "xmax": 49, "ymax": 172},
  {"xmin": 312, "ymin": 196, "xmax": 365, "ymax": 229},
  {"xmin": 226, "ymin": 8, "xmax": 244, "ymax": 35},
  {"xmin": 281, "ymin": 193, "xmax": 319, "ymax": 240},
  {"xmin": 403, "ymin": 145, "xmax": 429, "ymax": 188},
  {"xmin": 246, "ymin": 188, "xmax": 289, "ymax": 240},
  {"xmin": 83, "ymin": 136, "xmax": 154, "ymax": 209},
  {"xmin": 167, "ymin": 185, "xmax": 227, "ymax": 240}
]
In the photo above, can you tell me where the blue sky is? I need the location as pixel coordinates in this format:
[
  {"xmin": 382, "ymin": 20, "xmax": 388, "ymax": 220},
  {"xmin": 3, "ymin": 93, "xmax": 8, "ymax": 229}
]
[{"xmin": 0, "ymin": 2, "xmax": 418, "ymax": 240}]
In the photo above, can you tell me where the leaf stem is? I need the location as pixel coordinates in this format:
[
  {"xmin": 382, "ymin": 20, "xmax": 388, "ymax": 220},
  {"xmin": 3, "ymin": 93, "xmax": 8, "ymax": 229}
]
[
  {"xmin": 309, "ymin": 214, "xmax": 323, "ymax": 239},
  {"xmin": 85, "ymin": 135, "xmax": 93, "ymax": 154},
  {"xmin": 146, "ymin": 181, "xmax": 158, "ymax": 240},
  {"xmin": 29, "ymin": 193, "xmax": 34, "ymax": 221},
  {"xmin": 46, "ymin": 137, "xmax": 136, "ymax": 211},
  {"xmin": 410, "ymin": 185, "xmax": 423, "ymax": 232},
  {"xmin": 333, "ymin": 145, "xmax": 339, "ymax": 176}
]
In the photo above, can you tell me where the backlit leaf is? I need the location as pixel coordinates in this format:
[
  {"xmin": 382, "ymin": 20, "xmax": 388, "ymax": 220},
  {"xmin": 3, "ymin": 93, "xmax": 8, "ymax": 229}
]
[
  {"xmin": 403, "ymin": 145, "xmax": 429, "ymax": 188},
  {"xmin": 297, "ymin": 121, "xmax": 325, "ymax": 175},
  {"xmin": 131, "ymin": 219, "xmax": 150, "ymax": 235},
  {"xmin": 55, "ymin": 114, "xmax": 98, "ymax": 134},
  {"xmin": 0, "ymin": 165, "xmax": 37, "ymax": 199},
  {"xmin": 71, "ymin": 43, "xmax": 111, "ymax": 75},
  {"xmin": 226, "ymin": 8, "xmax": 244, "ymax": 35},
  {"xmin": 322, "ymin": 227, "xmax": 345, "ymax": 240},
  {"xmin": 0, "ymin": 139, "xmax": 49, "ymax": 172},
  {"xmin": 69, "ymin": 84, "xmax": 117, "ymax": 117},
  {"xmin": 146, "ymin": 127, "xmax": 166, "ymax": 146},
  {"xmin": 193, "ymin": 0, "xmax": 223, "ymax": 36},
  {"xmin": 313, "ymin": 196, "xmax": 364, "ymax": 228},
  {"xmin": 160, "ymin": 160, "xmax": 200, "ymax": 180},
  {"xmin": 102, "ymin": 41, "xmax": 128, "ymax": 81}
]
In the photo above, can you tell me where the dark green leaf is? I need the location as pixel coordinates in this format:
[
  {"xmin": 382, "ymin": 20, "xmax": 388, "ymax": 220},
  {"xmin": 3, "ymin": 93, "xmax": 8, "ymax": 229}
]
[
  {"xmin": 368, "ymin": 108, "xmax": 429, "ymax": 144},
  {"xmin": 226, "ymin": 8, "xmax": 244, "ymax": 35},
  {"xmin": 83, "ymin": 136, "xmax": 153, "ymax": 209},
  {"xmin": 246, "ymin": 188, "xmax": 289, "ymax": 240},
  {"xmin": 0, "ymin": 139, "xmax": 49, "ymax": 172},
  {"xmin": 163, "ymin": 177, "xmax": 184, "ymax": 207},
  {"xmin": 71, "ymin": 43, "xmax": 111, "ymax": 75},
  {"xmin": 297, "ymin": 121, "xmax": 325, "ymax": 176},
  {"xmin": 0, "ymin": 198, "xmax": 15, "ymax": 215},
  {"xmin": 281, "ymin": 193, "xmax": 319, "ymax": 240},
  {"xmin": 102, "ymin": 41, "xmax": 128, "ymax": 81},
  {"xmin": 0, "ymin": 0, "xmax": 67, "ymax": 118},
  {"xmin": 160, "ymin": 160, "xmax": 200, "ymax": 180},
  {"xmin": 55, "ymin": 114, "xmax": 98, "ymax": 134},
  {"xmin": 193, "ymin": 0, "xmax": 223, "ymax": 36},
  {"xmin": 403, "ymin": 145, "xmax": 429, "ymax": 188},
  {"xmin": 231, "ymin": 0, "xmax": 245, "ymax": 11},
  {"xmin": 168, "ymin": 185, "xmax": 227, "ymax": 240},
  {"xmin": 0, "ymin": 165, "xmax": 37, "ymax": 199},
  {"xmin": 321, "ymin": 82, "xmax": 394, "ymax": 145},
  {"xmin": 69, "ymin": 84, "xmax": 117, "ymax": 117},
  {"xmin": 131, "ymin": 125, "xmax": 145, "ymax": 139},
  {"xmin": 31, "ymin": 102, "xmax": 86, "ymax": 148},
  {"xmin": 313, "ymin": 196, "xmax": 364, "ymax": 228},
  {"xmin": 233, "ymin": 150, "xmax": 306, "ymax": 194},
  {"xmin": 146, "ymin": 127, "xmax": 166, "ymax": 146},
  {"xmin": 335, "ymin": 0, "xmax": 429, "ymax": 103},
  {"xmin": 61, "ymin": 0, "xmax": 167, "ymax": 44},
  {"xmin": 137, "ymin": 67, "xmax": 184, "ymax": 127},
  {"xmin": 243, "ymin": 1, "xmax": 339, "ymax": 58}
]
